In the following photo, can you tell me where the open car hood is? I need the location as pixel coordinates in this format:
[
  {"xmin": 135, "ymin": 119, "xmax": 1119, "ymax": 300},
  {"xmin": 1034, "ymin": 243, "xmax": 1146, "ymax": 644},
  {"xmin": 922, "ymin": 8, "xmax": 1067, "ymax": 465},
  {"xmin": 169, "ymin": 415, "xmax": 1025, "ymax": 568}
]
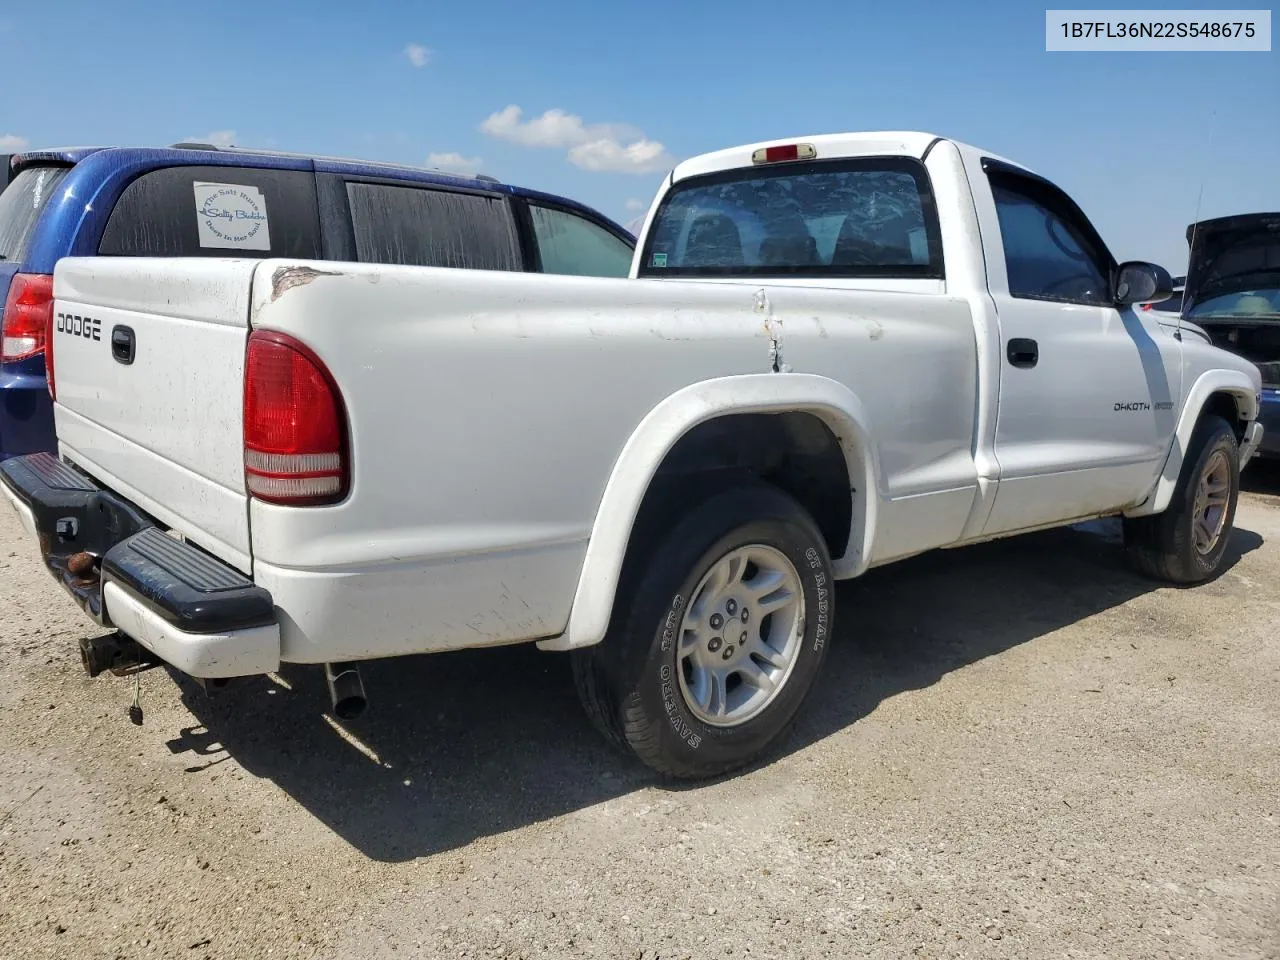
[{"xmin": 1183, "ymin": 212, "xmax": 1280, "ymax": 319}]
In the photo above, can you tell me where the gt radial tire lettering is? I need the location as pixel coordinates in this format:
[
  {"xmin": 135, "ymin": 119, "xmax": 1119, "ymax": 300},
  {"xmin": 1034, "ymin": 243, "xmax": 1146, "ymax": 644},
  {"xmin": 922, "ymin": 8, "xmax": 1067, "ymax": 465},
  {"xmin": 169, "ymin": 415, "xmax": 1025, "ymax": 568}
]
[
  {"xmin": 814, "ymin": 577, "xmax": 829, "ymax": 651},
  {"xmin": 805, "ymin": 547, "xmax": 829, "ymax": 650},
  {"xmin": 659, "ymin": 594, "xmax": 684, "ymax": 653},
  {"xmin": 659, "ymin": 662, "xmax": 702, "ymax": 749}
]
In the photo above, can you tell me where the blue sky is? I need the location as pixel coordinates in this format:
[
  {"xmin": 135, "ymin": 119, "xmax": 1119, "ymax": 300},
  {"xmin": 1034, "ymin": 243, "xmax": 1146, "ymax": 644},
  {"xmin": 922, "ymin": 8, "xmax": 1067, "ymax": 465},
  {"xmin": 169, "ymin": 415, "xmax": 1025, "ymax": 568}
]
[{"xmin": 2, "ymin": 0, "xmax": 1275, "ymax": 268}]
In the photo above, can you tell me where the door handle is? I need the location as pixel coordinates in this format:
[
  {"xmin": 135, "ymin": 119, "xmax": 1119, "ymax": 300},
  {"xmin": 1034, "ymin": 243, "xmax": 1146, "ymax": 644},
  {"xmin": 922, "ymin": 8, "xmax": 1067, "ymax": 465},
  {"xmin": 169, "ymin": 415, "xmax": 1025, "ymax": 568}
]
[
  {"xmin": 1007, "ymin": 337, "xmax": 1038, "ymax": 369},
  {"xmin": 111, "ymin": 325, "xmax": 135, "ymax": 365}
]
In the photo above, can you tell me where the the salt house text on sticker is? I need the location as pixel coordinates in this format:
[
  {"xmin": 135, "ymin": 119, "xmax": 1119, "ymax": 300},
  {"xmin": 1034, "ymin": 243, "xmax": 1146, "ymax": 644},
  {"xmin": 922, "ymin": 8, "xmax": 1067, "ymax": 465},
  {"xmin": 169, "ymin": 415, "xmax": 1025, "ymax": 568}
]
[{"xmin": 193, "ymin": 182, "xmax": 272, "ymax": 251}]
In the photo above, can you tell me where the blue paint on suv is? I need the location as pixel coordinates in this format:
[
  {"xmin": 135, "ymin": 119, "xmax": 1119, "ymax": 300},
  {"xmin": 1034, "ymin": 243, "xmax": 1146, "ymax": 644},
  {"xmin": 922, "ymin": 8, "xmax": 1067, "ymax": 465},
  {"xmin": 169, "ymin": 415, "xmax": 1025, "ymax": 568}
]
[{"xmin": 0, "ymin": 145, "xmax": 635, "ymax": 460}]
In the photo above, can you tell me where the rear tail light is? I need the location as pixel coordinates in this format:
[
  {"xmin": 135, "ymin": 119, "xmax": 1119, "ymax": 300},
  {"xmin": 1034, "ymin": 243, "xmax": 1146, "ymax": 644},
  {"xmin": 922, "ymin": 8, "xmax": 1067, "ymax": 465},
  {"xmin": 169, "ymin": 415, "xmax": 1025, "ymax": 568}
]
[
  {"xmin": 751, "ymin": 143, "xmax": 817, "ymax": 165},
  {"xmin": 243, "ymin": 330, "xmax": 349, "ymax": 505},
  {"xmin": 2, "ymin": 273, "xmax": 54, "ymax": 362}
]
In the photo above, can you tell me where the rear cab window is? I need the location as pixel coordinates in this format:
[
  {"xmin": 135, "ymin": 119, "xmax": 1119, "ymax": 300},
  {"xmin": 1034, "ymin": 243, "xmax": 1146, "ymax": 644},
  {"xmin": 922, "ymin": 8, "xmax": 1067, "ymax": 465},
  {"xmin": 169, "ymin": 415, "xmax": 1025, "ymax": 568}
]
[
  {"xmin": 345, "ymin": 182, "xmax": 522, "ymax": 271},
  {"xmin": 0, "ymin": 166, "xmax": 72, "ymax": 264},
  {"xmin": 638, "ymin": 157, "xmax": 944, "ymax": 279},
  {"xmin": 98, "ymin": 165, "xmax": 322, "ymax": 258}
]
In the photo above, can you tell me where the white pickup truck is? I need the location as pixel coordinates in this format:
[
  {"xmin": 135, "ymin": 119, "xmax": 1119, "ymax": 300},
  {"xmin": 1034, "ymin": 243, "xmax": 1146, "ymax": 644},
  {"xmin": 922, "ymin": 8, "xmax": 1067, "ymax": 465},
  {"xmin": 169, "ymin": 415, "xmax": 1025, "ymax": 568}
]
[{"xmin": 1, "ymin": 131, "xmax": 1264, "ymax": 780}]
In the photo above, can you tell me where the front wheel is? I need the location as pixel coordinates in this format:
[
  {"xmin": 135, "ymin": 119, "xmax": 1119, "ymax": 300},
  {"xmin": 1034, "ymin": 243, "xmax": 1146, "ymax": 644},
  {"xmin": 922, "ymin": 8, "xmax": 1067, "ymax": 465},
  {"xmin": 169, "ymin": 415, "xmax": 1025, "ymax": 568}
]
[
  {"xmin": 1124, "ymin": 414, "xmax": 1240, "ymax": 584},
  {"xmin": 571, "ymin": 483, "xmax": 835, "ymax": 779}
]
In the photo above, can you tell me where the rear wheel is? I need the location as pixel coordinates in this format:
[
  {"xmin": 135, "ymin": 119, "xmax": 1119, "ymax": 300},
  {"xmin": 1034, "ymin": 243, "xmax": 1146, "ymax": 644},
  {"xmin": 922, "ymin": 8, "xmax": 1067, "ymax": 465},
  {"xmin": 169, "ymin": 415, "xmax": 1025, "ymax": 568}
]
[
  {"xmin": 571, "ymin": 483, "xmax": 835, "ymax": 779},
  {"xmin": 1124, "ymin": 414, "xmax": 1240, "ymax": 583}
]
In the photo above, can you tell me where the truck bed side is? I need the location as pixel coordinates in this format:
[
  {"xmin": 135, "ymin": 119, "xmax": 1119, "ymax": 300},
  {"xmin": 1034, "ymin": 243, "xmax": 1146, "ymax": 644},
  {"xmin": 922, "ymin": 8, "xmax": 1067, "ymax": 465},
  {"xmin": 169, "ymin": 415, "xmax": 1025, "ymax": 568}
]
[{"xmin": 244, "ymin": 260, "xmax": 980, "ymax": 662}]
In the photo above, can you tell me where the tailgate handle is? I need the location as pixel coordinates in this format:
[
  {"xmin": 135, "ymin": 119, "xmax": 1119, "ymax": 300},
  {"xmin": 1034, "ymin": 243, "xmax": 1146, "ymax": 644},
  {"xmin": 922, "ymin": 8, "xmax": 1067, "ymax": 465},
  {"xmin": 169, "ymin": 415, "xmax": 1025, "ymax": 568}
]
[{"xmin": 111, "ymin": 325, "xmax": 136, "ymax": 365}]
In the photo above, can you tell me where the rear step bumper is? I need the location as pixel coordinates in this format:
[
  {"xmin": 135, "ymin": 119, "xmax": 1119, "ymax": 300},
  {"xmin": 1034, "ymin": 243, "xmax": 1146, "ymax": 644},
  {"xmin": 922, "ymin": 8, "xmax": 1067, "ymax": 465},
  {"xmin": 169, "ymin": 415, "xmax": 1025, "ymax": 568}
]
[{"xmin": 0, "ymin": 452, "xmax": 280, "ymax": 679}]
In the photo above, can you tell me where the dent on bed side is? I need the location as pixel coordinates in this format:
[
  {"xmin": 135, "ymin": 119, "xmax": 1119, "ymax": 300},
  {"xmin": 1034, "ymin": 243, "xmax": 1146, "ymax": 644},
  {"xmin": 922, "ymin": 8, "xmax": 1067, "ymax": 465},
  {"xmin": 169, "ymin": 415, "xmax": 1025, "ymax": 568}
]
[{"xmin": 270, "ymin": 264, "xmax": 343, "ymax": 301}]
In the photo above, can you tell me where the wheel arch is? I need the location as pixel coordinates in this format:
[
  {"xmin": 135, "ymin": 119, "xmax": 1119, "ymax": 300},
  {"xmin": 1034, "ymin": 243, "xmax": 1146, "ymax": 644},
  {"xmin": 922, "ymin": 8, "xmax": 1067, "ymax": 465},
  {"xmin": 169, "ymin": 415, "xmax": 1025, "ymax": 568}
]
[
  {"xmin": 537, "ymin": 373, "xmax": 881, "ymax": 652},
  {"xmin": 1126, "ymin": 369, "xmax": 1259, "ymax": 518}
]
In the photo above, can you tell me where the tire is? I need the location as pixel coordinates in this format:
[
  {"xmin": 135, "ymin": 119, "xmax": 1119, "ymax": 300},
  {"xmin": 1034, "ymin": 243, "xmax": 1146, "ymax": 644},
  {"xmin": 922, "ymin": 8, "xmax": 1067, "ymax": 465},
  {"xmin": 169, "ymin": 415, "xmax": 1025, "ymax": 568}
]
[
  {"xmin": 1123, "ymin": 414, "xmax": 1240, "ymax": 584},
  {"xmin": 571, "ymin": 482, "xmax": 835, "ymax": 779}
]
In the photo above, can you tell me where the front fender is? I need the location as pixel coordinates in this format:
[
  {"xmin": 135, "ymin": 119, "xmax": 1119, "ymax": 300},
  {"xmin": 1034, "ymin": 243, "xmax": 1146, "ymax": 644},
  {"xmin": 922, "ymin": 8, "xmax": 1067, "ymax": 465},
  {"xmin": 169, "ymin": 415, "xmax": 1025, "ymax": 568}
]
[
  {"xmin": 1126, "ymin": 367, "xmax": 1260, "ymax": 517},
  {"xmin": 537, "ymin": 373, "xmax": 881, "ymax": 652}
]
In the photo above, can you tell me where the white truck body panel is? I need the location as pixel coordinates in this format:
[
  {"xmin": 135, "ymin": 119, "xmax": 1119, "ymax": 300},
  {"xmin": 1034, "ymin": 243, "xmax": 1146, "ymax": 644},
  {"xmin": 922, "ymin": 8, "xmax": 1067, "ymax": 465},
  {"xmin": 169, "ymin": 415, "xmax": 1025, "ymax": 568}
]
[{"xmin": 36, "ymin": 130, "xmax": 1264, "ymax": 673}]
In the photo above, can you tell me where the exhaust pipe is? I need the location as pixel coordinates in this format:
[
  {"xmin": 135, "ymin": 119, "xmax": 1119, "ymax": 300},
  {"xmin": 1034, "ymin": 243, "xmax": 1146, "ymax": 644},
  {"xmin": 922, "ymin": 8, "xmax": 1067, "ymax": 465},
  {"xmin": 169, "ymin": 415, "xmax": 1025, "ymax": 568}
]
[
  {"xmin": 80, "ymin": 632, "xmax": 159, "ymax": 678},
  {"xmin": 324, "ymin": 663, "xmax": 366, "ymax": 720}
]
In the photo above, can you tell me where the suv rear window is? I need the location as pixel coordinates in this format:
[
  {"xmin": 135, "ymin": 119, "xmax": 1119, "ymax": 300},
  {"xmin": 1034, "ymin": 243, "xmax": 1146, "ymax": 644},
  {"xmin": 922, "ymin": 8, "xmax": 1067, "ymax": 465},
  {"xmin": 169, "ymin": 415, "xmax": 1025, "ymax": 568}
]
[
  {"xmin": 98, "ymin": 165, "xmax": 322, "ymax": 258},
  {"xmin": 639, "ymin": 157, "xmax": 943, "ymax": 279},
  {"xmin": 0, "ymin": 166, "xmax": 71, "ymax": 263},
  {"xmin": 346, "ymin": 183, "xmax": 521, "ymax": 271}
]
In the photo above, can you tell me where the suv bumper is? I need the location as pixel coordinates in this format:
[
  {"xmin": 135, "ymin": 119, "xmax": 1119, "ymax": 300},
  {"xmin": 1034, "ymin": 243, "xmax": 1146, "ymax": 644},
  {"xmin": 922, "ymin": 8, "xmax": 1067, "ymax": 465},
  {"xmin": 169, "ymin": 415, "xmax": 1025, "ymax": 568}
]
[
  {"xmin": 0, "ymin": 367, "xmax": 57, "ymax": 461},
  {"xmin": 0, "ymin": 453, "xmax": 279, "ymax": 678},
  {"xmin": 1241, "ymin": 418, "xmax": 1265, "ymax": 466},
  {"xmin": 1252, "ymin": 390, "xmax": 1280, "ymax": 459}
]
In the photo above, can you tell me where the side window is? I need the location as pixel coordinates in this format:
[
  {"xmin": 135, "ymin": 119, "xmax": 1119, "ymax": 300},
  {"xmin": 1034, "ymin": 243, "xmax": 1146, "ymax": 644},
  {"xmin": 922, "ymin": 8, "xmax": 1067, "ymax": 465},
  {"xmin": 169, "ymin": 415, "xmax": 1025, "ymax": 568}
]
[
  {"xmin": 345, "ymin": 183, "xmax": 521, "ymax": 271},
  {"xmin": 98, "ymin": 165, "xmax": 321, "ymax": 258},
  {"xmin": 529, "ymin": 204, "xmax": 634, "ymax": 277},
  {"xmin": 989, "ymin": 176, "xmax": 1112, "ymax": 305}
]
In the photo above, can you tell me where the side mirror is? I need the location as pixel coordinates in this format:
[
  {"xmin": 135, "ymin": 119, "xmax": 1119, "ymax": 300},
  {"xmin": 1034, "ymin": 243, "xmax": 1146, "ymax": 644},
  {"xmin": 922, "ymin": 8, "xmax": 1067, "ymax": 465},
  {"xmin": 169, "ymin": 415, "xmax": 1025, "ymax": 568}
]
[{"xmin": 1114, "ymin": 261, "xmax": 1174, "ymax": 306}]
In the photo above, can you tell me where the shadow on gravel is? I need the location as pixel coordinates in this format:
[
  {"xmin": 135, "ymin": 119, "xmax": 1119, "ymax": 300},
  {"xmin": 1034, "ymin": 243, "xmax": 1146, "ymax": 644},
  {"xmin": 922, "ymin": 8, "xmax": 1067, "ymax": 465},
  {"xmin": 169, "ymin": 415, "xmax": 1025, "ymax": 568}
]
[{"xmin": 168, "ymin": 517, "xmax": 1263, "ymax": 863}]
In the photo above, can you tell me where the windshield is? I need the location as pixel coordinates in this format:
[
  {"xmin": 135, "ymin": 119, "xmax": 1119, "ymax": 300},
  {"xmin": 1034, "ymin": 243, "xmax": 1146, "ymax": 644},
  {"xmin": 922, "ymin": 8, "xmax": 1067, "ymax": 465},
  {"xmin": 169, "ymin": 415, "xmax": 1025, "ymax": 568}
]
[
  {"xmin": 1186, "ymin": 286, "xmax": 1280, "ymax": 319},
  {"xmin": 638, "ymin": 157, "xmax": 943, "ymax": 279},
  {"xmin": 0, "ymin": 166, "xmax": 70, "ymax": 263}
]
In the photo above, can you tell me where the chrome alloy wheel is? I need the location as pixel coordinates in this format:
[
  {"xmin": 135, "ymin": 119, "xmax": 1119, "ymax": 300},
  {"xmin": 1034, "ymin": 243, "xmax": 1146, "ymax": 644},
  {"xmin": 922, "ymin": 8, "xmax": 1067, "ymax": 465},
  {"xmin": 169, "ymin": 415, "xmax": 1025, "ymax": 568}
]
[
  {"xmin": 676, "ymin": 544, "xmax": 805, "ymax": 727},
  {"xmin": 1192, "ymin": 449, "xmax": 1232, "ymax": 556}
]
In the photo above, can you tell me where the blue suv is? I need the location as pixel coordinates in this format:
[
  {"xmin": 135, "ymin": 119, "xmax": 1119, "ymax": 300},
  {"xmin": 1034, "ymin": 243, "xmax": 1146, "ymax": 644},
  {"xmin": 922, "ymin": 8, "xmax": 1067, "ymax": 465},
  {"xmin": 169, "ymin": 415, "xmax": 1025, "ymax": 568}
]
[{"xmin": 0, "ymin": 144, "xmax": 636, "ymax": 460}]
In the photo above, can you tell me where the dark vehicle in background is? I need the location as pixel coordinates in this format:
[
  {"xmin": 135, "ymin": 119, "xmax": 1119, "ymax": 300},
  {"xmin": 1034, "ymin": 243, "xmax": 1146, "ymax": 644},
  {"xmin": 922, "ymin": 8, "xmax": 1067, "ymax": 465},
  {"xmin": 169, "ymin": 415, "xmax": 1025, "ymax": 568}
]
[
  {"xmin": 1141, "ymin": 274, "xmax": 1185, "ymax": 314},
  {"xmin": 0, "ymin": 144, "xmax": 636, "ymax": 460},
  {"xmin": 1176, "ymin": 213, "xmax": 1280, "ymax": 458}
]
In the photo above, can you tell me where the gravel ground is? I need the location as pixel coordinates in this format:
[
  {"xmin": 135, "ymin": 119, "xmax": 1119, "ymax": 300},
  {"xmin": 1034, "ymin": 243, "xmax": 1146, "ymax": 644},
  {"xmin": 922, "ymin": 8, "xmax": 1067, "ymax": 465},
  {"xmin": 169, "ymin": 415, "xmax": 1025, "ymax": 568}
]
[{"xmin": 1, "ymin": 472, "xmax": 1278, "ymax": 960}]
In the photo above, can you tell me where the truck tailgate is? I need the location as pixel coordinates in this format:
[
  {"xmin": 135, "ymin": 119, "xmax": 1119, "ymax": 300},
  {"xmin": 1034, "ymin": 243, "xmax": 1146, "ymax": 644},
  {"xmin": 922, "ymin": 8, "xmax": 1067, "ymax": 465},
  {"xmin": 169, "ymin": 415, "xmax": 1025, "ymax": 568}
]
[{"xmin": 50, "ymin": 257, "xmax": 259, "ymax": 572}]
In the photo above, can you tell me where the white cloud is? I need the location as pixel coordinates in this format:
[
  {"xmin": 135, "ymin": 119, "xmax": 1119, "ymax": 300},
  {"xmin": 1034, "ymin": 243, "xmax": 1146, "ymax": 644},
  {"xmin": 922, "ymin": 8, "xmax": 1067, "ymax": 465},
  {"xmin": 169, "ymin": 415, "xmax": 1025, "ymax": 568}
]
[
  {"xmin": 481, "ymin": 104, "xmax": 671, "ymax": 174},
  {"xmin": 427, "ymin": 152, "xmax": 483, "ymax": 174},
  {"xmin": 569, "ymin": 138, "xmax": 673, "ymax": 174},
  {"xmin": 625, "ymin": 198, "xmax": 645, "ymax": 212},
  {"xmin": 480, "ymin": 105, "xmax": 638, "ymax": 149},
  {"xmin": 189, "ymin": 130, "xmax": 236, "ymax": 148},
  {"xmin": 0, "ymin": 134, "xmax": 29, "ymax": 151},
  {"xmin": 404, "ymin": 43, "xmax": 430, "ymax": 67}
]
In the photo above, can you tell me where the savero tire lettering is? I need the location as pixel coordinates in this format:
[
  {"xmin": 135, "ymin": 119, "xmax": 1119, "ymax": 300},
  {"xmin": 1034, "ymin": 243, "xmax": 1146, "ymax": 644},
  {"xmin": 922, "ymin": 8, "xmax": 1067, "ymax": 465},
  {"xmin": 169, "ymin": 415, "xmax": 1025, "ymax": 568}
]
[{"xmin": 55, "ymin": 312, "xmax": 102, "ymax": 341}]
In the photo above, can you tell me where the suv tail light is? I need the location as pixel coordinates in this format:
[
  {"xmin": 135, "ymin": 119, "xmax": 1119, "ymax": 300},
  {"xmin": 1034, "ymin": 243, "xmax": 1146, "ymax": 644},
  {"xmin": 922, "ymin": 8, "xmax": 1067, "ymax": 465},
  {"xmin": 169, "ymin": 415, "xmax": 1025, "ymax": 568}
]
[
  {"xmin": 2, "ymin": 273, "xmax": 54, "ymax": 362},
  {"xmin": 243, "ymin": 330, "xmax": 349, "ymax": 505}
]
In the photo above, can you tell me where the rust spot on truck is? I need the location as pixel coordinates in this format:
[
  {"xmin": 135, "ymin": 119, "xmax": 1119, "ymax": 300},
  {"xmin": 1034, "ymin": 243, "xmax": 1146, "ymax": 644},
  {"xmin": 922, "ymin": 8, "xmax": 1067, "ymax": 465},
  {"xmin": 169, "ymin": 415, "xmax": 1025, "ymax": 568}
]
[{"xmin": 270, "ymin": 265, "xmax": 342, "ymax": 302}]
